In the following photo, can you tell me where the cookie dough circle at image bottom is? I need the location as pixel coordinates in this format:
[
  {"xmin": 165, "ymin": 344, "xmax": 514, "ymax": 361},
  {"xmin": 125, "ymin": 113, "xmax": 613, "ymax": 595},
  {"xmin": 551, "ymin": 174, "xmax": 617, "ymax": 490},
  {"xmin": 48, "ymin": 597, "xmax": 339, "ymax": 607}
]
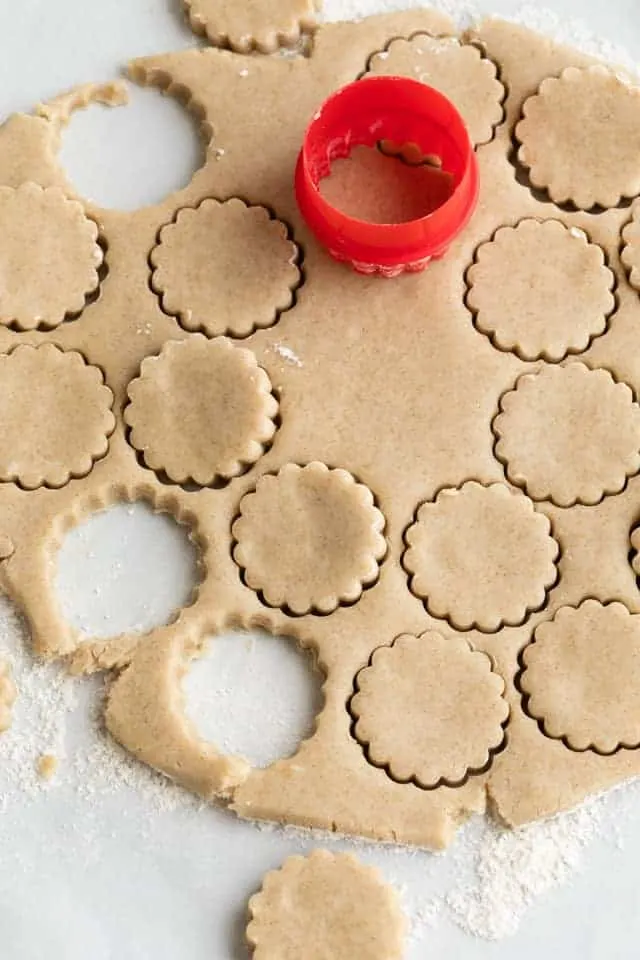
[
  {"xmin": 0, "ymin": 183, "xmax": 103, "ymax": 331},
  {"xmin": 365, "ymin": 34, "xmax": 505, "ymax": 146},
  {"xmin": 232, "ymin": 463, "xmax": 387, "ymax": 615},
  {"xmin": 125, "ymin": 336, "xmax": 278, "ymax": 486},
  {"xmin": 351, "ymin": 631, "xmax": 509, "ymax": 787},
  {"xmin": 403, "ymin": 481, "xmax": 559, "ymax": 632},
  {"xmin": 515, "ymin": 66, "xmax": 640, "ymax": 209},
  {"xmin": 246, "ymin": 850, "xmax": 406, "ymax": 960},
  {"xmin": 521, "ymin": 601, "xmax": 640, "ymax": 753},
  {"xmin": 466, "ymin": 219, "xmax": 615, "ymax": 361},
  {"xmin": 0, "ymin": 344, "xmax": 115, "ymax": 489},
  {"xmin": 493, "ymin": 363, "xmax": 640, "ymax": 507},
  {"xmin": 150, "ymin": 198, "xmax": 300, "ymax": 338}
]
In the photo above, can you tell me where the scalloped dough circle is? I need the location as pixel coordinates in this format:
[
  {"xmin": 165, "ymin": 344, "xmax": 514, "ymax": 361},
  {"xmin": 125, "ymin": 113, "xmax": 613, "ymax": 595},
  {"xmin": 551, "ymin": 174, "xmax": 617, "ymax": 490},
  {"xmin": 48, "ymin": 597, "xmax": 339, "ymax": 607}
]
[
  {"xmin": 183, "ymin": 0, "xmax": 318, "ymax": 53},
  {"xmin": 622, "ymin": 205, "xmax": 640, "ymax": 292},
  {"xmin": 467, "ymin": 219, "xmax": 615, "ymax": 361},
  {"xmin": 351, "ymin": 632, "xmax": 508, "ymax": 788},
  {"xmin": 366, "ymin": 35, "xmax": 504, "ymax": 147},
  {"xmin": 494, "ymin": 363, "xmax": 640, "ymax": 507},
  {"xmin": 0, "ymin": 344, "xmax": 115, "ymax": 490},
  {"xmin": 515, "ymin": 66, "xmax": 640, "ymax": 209},
  {"xmin": 0, "ymin": 658, "xmax": 16, "ymax": 733},
  {"xmin": 247, "ymin": 850, "xmax": 406, "ymax": 960},
  {"xmin": 521, "ymin": 601, "xmax": 640, "ymax": 753},
  {"xmin": 0, "ymin": 183, "xmax": 102, "ymax": 331},
  {"xmin": 125, "ymin": 337, "xmax": 278, "ymax": 486},
  {"xmin": 150, "ymin": 198, "xmax": 300, "ymax": 338},
  {"xmin": 403, "ymin": 481, "xmax": 558, "ymax": 632},
  {"xmin": 232, "ymin": 463, "xmax": 386, "ymax": 615}
]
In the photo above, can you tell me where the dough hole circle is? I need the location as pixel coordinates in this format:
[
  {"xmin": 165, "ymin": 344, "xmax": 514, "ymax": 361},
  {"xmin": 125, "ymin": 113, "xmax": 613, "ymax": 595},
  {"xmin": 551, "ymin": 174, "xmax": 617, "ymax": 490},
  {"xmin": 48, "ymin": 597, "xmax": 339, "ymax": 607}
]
[
  {"xmin": 183, "ymin": 627, "xmax": 324, "ymax": 768},
  {"xmin": 56, "ymin": 501, "xmax": 203, "ymax": 639}
]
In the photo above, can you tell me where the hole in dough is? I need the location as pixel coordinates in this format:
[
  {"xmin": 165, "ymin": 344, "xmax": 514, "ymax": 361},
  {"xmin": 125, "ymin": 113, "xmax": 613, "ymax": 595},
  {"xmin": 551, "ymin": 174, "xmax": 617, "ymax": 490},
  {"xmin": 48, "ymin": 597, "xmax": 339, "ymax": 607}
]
[
  {"xmin": 55, "ymin": 502, "xmax": 200, "ymax": 638},
  {"xmin": 182, "ymin": 629, "xmax": 323, "ymax": 768},
  {"xmin": 59, "ymin": 84, "xmax": 206, "ymax": 210}
]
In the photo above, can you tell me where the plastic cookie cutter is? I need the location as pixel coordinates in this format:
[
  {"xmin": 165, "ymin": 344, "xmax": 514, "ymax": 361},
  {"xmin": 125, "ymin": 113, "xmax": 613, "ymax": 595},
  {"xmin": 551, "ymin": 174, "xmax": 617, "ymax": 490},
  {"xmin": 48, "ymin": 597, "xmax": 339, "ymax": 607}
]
[{"xmin": 295, "ymin": 76, "xmax": 480, "ymax": 277}]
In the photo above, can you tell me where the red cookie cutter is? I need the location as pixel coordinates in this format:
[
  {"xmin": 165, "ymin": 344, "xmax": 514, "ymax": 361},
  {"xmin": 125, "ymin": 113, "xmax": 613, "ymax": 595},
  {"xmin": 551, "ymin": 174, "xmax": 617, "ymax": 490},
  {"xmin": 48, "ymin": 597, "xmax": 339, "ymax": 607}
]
[{"xmin": 295, "ymin": 76, "xmax": 480, "ymax": 277}]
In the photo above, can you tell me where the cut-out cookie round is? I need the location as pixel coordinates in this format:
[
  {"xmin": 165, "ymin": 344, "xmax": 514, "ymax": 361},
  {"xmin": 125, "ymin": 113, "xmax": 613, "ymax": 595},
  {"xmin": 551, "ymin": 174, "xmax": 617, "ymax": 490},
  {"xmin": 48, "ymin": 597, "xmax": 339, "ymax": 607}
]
[
  {"xmin": 0, "ymin": 344, "xmax": 115, "ymax": 490},
  {"xmin": 515, "ymin": 66, "xmax": 640, "ymax": 209},
  {"xmin": 467, "ymin": 219, "xmax": 615, "ymax": 361},
  {"xmin": 247, "ymin": 850, "xmax": 406, "ymax": 960},
  {"xmin": 521, "ymin": 601, "xmax": 640, "ymax": 753},
  {"xmin": 232, "ymin": 463, "xmax": 386, "ymax": 615},
  {"xmin": 351, "ymin": 632, "xmax": 508, "ymax": 788},
  {"xmin": 403, "ymin": 482, "xmax": 558, "ymax": 632},
  {"xmin": 0, "ymin": 183, "xmax": 103, "ymax": 330},
  {"xmin": 365, "ymin": 35, "xmax": 505, "ymax": 146},
  {"xmin": 622, "ymin": 206, "xmax": 640, "ymax": 292},
  {"xmin": 150, "ymin": 198, "xmax": 300, "ymax": 339},
  {"xmin": 494, "ymin": 363, "xmax": 640, "ymax": 507},
  {"xmin": 125, "ymin": 337, "xmax": 278, "ymax": 487},
  {"xmin": 0, "ymin": 658, "xmax": 16, "ymax": 733},
  {"xmin": 183, "ymin": 0, "xmax": 318, "ymax": 53}
]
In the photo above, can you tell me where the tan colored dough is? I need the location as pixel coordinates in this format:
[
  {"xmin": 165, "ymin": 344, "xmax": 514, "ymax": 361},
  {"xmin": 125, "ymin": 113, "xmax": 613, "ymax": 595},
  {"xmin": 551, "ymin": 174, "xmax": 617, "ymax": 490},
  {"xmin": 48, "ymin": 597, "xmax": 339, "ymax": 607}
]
[
  {"xmin": 515, "ymin": 66, "xmax": 640, "ymax": 209},
  {"xmin": 0, "ymin": 344, "xmax": 115, "ymax": 490},
  {"xmin": 246, "ymin": 850, "xmax": 406, "ymax": 960},
  {"xmin": 630, "ymin": 525, "xmax": 640, "ymax": 580},
  {"xmin": 150, "ymin": 197, "xmax": 300, "ymax": 338},
  {"xmin": 0, "ymin": 657, "xmax": 15, "ymax": 733},
  {"xmin": 366, "ymin": 35, "xmax": 505, "ymax": 146},
  {"xmin": 521, "ymin": 601, "xmax": 640, "ymax": 753},
  {"xmin": 37, "ymin": 754, "xmax": 59, "ymax": 780},
  {"xmin": 404, "ymin": 482, "xmax": 558, "ymax": 632},
  {"xmin": 622, "ymin": 204, "xmax": 640, "ymax": 292},
  {"xmin": 5, "ymin": 9, "xmax": 640, "ymax": 848},
  {"xmin": 232, "ymin": 463, "xmax": 387, "ymax": 614},
  {"xmin": 352, "ymin": 632, "xmax": 508, "ymax": 788},
  {"xmin": 183, "ymin": 0, "xmax": 318, "ymax": 53},
  {"xmin": 125, "ymin": 337, "xmax": 278, "ymax": 486},
  {"xmin": 0, "ymin": 182, "xmax": 102, "ymax": 330},
  {"xmin": 494, "ymin": 363, "xmax": 640, "ymax": 507},
  {"xmin": 467, "ymin": 219, "xmax": 615, "ymax": 361}
]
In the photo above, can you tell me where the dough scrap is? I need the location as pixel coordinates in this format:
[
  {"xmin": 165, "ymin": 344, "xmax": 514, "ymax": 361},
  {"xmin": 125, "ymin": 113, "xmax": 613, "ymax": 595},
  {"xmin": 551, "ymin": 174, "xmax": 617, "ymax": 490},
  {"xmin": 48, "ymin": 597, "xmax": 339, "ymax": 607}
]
[
  {"xmin": 183, "ymin": 0, "xmax": 318, "ymax": 53},
  {"xmin": 515, "ymin": 66, "xmax": 640, "ymax": 209},
  {"xmin": 246, "ymin": 850, "xmax": 406, "ymax": 960},
  {"xmin": 351, "ymin": 632, "xmax": 508, "ymax": 788},
  {"xmin": 0, "ymin": 183, "xmax": 102, "ymax": 331},
  {"xmin": 0, "ymin": 344, "xmax": 115, "ymax": 490},
  {"xmin": 403, "ymin": 482, "xmax": 559, "ymax": 632},
  {"xmin": 125, "ymin": 336, "xmax": 278, "ymax": 486},
  {"xmin": 621, "ymin": 205, "xmax": 640, "ymax": 292},
  {"xmin": 0, "ymin": 657, "xmax": 15, "ymax": 733},
  {"xmin": 232, "ymin": 463, "xmax": 386, "ymax": 615},
  {"xmin": 467, "ymin": 219, "xmax": 615, "ymax": 361},
  {"xmin": 150, "ymin": 198, "xmax": 300, "ymax": 339},
  {"xmin": 366, "ymin": 35, "xmax": 505, "ymax": 146},
  {"xmin": 494, "ymin": 363, "xmax": 640, "ymax": 507},
  {"xmin": 521, "ymin": 601, "xmax": 640, "ymax": 753}
]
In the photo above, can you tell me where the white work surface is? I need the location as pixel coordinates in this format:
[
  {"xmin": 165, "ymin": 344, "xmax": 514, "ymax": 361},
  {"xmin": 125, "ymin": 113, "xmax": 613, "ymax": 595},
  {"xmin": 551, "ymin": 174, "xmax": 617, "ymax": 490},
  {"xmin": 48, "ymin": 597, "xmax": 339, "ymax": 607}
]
[{"xmin": 1, "ymin": 1, "xmax": 640, "ymax": 958}]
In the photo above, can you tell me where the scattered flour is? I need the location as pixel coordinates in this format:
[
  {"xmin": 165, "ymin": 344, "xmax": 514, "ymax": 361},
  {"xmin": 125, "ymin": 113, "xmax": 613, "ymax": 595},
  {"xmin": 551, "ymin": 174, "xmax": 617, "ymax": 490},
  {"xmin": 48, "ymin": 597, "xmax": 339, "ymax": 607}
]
[
  {"xmin": 0, "ymin": 597, "xmax": 76, "ymax": 807},
  {"xmin": 272, "ymin": 342, "xmax": 303, "ymax": 366},
  {"xmin": 447, "ymin": 803, "xmax": 604, "ymax": 939}
]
